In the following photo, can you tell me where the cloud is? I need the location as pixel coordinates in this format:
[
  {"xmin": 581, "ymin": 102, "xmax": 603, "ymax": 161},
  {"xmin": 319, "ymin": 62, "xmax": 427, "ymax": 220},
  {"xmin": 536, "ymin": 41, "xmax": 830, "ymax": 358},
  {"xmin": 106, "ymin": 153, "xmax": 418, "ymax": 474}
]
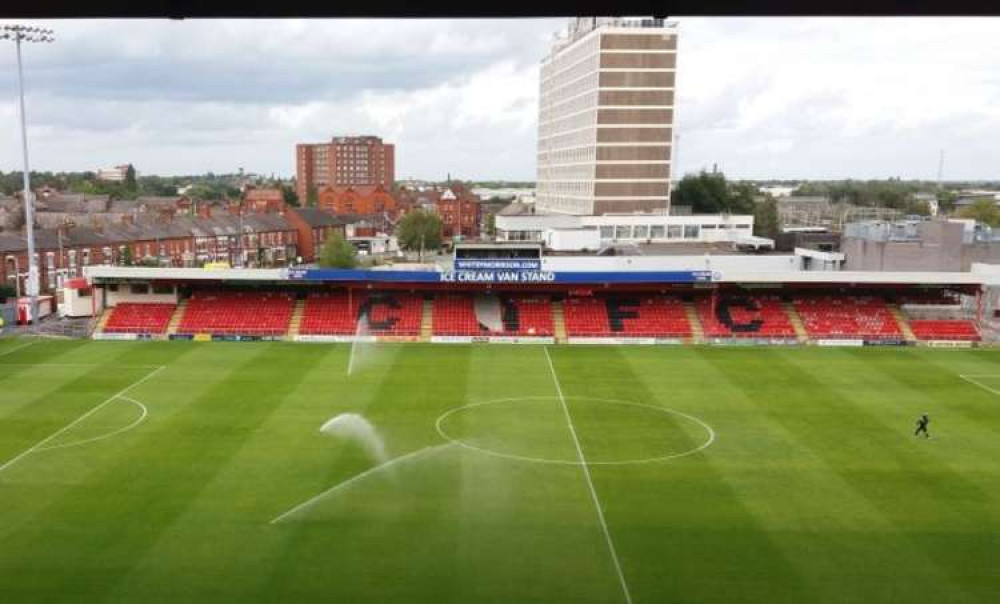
[
  {"xmin": 0, "ymin": 17, "xmax": 997, "ymax": 180},
  {"xmin": 674, "ymin": 17, "xmax": 1000, "ymax": 179}
]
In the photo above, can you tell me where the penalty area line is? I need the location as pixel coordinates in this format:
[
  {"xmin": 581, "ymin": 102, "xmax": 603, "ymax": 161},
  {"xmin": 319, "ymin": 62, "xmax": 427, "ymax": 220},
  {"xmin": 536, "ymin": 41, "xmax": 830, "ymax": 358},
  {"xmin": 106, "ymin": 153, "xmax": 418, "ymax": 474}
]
[
  {"xmin": 543, "ymin": 346, "xmax": 632, "ymax": 604},
  {"xmin": 0, "ymin": 365, "xmax": 165, "ymax": 474}
]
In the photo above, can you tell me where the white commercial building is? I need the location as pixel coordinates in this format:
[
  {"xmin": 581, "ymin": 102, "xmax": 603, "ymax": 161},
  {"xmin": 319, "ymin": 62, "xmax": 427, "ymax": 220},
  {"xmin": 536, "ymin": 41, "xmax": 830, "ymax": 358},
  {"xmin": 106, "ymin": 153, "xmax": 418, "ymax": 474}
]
[
  {"xmin": 496, "ymin": 212, "xmax": 755, "ymax": 245},
  {"xmin": 536, "ymin": 17, "xmax": 677, "ymax": 216},
  {"xmin": 96, "ymin": 165, "xmax": 131, "ymax": 182}
]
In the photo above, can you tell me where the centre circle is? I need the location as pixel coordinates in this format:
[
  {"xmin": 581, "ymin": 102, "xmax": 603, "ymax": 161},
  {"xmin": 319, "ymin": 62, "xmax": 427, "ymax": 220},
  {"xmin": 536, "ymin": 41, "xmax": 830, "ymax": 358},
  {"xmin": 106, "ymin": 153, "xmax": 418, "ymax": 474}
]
[{"xmin": 435, "ymin": 396, "xmax": 715, "ymax": 465}]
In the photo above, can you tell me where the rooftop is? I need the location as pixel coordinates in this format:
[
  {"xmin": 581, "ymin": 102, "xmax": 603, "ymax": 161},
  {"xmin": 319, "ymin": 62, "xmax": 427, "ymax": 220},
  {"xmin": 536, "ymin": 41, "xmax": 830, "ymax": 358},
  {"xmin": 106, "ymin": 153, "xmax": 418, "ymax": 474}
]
[{"xmin": 549, "ymin": 17, "xmax": 678, "ymax": 59}]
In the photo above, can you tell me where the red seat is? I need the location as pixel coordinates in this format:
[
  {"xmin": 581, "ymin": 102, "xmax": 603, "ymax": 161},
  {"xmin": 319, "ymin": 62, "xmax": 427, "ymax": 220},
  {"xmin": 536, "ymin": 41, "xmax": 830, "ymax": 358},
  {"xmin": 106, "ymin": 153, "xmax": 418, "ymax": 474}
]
[
  {"xmin": 432, "ymin": 295, "xmax": 553, "ymax": 336},
  {"xmin": 909, "ymin": 319, "xmax": 980, "ymax": 341},
  {"xmin": 793, "ymin": 295, "xmax": 902, "ymax": 339},
  {"xmin": 696, "ymin": 295, "xmax": 796, "ymax": 338},
  {"xmin": 177, "ymin": 292, "xmax": 294, "ymax": 336},
  {"xmin": 563, "ymin": 295, "xmax": 691, "ymax": 338},
  {"xmin": 300, "ymin": 291, "xmax": 421, "ymax": 336},
  {"xmin": 104, "ymin": 302, "xmax": 176, "ymax": 334}
]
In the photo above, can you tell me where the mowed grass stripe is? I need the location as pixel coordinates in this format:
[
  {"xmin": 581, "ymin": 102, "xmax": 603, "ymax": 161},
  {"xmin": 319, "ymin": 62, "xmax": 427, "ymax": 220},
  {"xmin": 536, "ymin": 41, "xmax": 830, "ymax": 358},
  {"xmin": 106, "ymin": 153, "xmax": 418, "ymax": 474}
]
[
  {"xmin": 785, "ymin": 348, "xmax": 1000, "ymax": 599},
  {"xmin": 259, "ymin": 344, "xmax": 474, "ymax": 602},
  {"xmin": 0, "ymin": 338, "xmax": 92, "ymax": 392},
  {"xmin": 664, "ymin": 348, "xmax": 968, "ymax": 602},
  {"xmin": 702, "ymin": 348, "xmax": 989, "ymax": 602},
  {"xmin": 776, "ymin": 348, "xmax": 995, "ymax": 522},
  {"xmin": 0, "ymin": 338, "xmax": 90, "ymax": 366},
  {"xmin": 451, "ymin": 346, "xmax": 624, "ymax": 603},
  {"xmin": 0, "ymin": 343, "xmax": 327, "ymax": 602},
  {"xmin": 0, "ymin": 340, "xmax": 197, "ymax": 468},
  {"xmin": 548, "ymin": 346, "xmax": 810, "ymax": 604},
  {"xmin": 103, "ymin": 344, "xmax": 351, "ymax": 603}
]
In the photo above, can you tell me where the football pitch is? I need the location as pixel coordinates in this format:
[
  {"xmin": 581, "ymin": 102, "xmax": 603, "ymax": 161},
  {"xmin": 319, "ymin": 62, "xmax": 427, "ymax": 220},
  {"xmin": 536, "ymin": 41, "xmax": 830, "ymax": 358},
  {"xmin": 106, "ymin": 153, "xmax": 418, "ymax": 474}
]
[{"xmin": 0, "ymin": 338, "xmax": 998, "ymax": 603}]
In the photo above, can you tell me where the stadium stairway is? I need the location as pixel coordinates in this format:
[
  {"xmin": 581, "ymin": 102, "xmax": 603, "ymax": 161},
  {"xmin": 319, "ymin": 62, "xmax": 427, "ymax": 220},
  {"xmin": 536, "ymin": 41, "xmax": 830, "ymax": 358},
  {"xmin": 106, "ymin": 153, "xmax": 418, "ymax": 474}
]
[
  {"xmin": 287, "ymin": 299, "xmax": 305, "ymax": 338},
  {"xmin": 683, "ymin": 301, "xmax": 704, "ymax": 344},
  {"xmin": 165, "ymin": 299, "xmax": 188, "ymax": 336},
  {"xmin": 420, "ymin": 298, "xmax": 433, "ymax": 342},
  {"xmin": 552, "ymin": 300, "xmax": 567, "ymax": 343},
  {"xmin": 889, "ymin": 304, "xmax": 918, "ymax": 344},
  {"xmin": 94, "ymin": 308, "xmax": 113, "ymax": 334},
  {"xmin": 784, "ymin": 300, "xmax": 811, "ymax": 344}
]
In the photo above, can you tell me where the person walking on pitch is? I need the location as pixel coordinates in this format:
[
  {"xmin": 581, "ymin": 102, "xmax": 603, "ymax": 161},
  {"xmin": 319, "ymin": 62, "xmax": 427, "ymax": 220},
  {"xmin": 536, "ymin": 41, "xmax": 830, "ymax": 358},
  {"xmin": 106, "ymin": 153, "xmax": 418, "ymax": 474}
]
[{"xmin": 914, "ymin": 413, "xmax": 930, "ymax": 438}]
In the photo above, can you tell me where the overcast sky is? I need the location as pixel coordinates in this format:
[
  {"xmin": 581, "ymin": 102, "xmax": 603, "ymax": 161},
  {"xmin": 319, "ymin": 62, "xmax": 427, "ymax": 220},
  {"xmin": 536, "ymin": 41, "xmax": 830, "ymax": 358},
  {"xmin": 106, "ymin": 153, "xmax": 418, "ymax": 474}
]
[{"xmin": 0, "ymin": 18, "xmax": 998, "ymax": 181}]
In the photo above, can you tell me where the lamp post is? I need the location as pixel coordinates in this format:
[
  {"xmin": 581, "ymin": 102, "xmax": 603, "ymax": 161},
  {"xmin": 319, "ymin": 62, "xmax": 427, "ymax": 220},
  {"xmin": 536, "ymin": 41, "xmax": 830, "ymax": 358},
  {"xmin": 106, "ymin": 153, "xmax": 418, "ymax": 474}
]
[{"xmin": 2, "ymin": 24, "xmax": 54, "ymax": 326}]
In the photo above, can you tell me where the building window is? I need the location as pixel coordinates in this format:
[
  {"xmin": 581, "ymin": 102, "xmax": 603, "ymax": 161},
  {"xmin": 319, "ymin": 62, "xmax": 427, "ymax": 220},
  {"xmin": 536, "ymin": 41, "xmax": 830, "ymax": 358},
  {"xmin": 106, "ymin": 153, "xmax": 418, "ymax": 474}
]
[
  {"xmin": 650, "ymin": 225, "xmax": 665, "ymax": 239},
  {"xmin": 615, "ymin": 225, "xmax": 631, "ymax": 240},
  {"xmin": 634, "ymin": 225, "xmax": 649, "ymax": 239},
  {"xmin": 684, "ymin": 225, "xmax": 700, "ymax": 239},
  {"xmin": 667, "ymin": 225, "xmax": 682, "ymax": 239},
  {"xmin": 131, "ymin": 283, "xmax": 149, "ymax": 295}
]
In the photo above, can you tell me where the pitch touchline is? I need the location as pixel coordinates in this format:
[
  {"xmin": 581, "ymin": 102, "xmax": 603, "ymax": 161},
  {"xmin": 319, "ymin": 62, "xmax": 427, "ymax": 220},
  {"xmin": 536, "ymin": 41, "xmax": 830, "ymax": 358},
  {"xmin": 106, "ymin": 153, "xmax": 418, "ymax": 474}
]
[
  {"xmin": 543, "ymin": 346, "xmax": 632, "ymax": 604},
  {"xmin": 0, "ymin": 365, "xmax": 165, "ymax": 474},
  {"xmin": 958, "ymin": 374, "xmax": 1000, "ymax": 396},
  {"xmin": 0, "ymin": 341, "xmax": 37, "ymax": 358}
]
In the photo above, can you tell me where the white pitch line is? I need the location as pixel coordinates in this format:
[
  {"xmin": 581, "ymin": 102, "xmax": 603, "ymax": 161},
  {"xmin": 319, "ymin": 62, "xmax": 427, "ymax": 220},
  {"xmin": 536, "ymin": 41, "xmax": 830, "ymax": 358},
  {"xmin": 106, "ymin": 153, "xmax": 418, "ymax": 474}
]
[
  {"xmin": 0, "ymin": 340, "xmax": 37, "ymax": 358},
  {"xmin": 35, "ymin": 396, "xmax": 148, "ymax": 452},
  {"xmin": 0, "ymin": 365, "xmax": 165, "ymax": 474},
  {"xmin": 544, "ymin": 346, "xmax": 632, "ymax": 604},
  {"xmin": 0, "ymin": 363, "xmax": 164, "ymax": 369},
  {"xmin": 271, "ymin": 443, "xmax": 453, "ymax": 524},
  {"xmin": 958, "ymin": 374, "xmax": 1000, "ymax": 396}
]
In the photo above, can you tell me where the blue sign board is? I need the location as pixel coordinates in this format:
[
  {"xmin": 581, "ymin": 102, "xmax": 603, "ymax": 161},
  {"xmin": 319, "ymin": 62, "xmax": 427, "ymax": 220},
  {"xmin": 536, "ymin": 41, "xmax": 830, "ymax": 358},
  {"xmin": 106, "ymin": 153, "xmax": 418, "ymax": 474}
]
[
  {"xmin": 287, "ymin": 269, "xmax": 441, "ymax": 283},
  {"xmin": 288, "ymin": 268, "xmax": 715, "ymax": 284}
]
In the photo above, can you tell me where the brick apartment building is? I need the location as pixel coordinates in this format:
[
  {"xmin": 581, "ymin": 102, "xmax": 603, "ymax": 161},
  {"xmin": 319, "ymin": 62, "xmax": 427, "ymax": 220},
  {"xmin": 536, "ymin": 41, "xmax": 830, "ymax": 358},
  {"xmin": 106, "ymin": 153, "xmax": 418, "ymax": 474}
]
[
  {"xmin": 243, "ymin": 188, "xmax": 286, "ymax": 214},
  {"xmin": 437, "ymin": 189, "xmax": 482, "ymax": 239},
  {"xmin": 285, "ymin": 207, "xmax": 347, "ymax": 262},
  {"xmin": 398, "ymin": 182, "xmax": 483, "ymax": 239},
  {"xmin": 318, "ymin": 185, "xmax": 400, "ymax": 217},
  {"xmin": 0, "ymin": 215, "xmax": 300, "ymax": 296},
  {"xmin": 295, "ymin": 135, "xmax": 395, "ymax": 201}
]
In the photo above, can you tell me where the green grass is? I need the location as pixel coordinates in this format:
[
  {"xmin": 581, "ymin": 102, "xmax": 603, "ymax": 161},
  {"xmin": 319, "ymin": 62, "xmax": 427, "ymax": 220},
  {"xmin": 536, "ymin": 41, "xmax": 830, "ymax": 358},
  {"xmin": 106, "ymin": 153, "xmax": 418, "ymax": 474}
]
[{"xmin": 0, "ymin": 338, "xmax": 998, "ymax": 603}]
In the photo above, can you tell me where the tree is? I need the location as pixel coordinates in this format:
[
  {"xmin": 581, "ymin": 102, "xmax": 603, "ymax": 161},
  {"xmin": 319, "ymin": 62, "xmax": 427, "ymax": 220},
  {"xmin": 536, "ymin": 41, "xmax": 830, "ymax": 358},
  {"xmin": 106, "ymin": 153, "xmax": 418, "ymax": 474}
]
[
  {"xmin": 306, "ymin": 185, "xmax": 319, "ymax": 207},
  {"xmin": 282, "ymin": 184, "xmax": 299, "ymax": 207},
  {"xmin": 318, "ymin": 231, "xmax": 357, "ymax": 268},
  {"xmin": 937, "ymin": 190, "xmax": 958, "ymax": 214},
  {"xmin": 485, "ymin": 212, "xmax": 496, "ymax": 238},
  {"xmin": 396, "ymin": 209, "xmax": 442, "ymax": 261},
  {"xmin": 956, "ymin": 198, "xmax": 1000, "ymax": 227},
  {"xmin": 753, "ymin": 197, "xmax": 780, "ymax": 239},
  {"xmin": 672, "ymin": 171, "xmax": 729, "ymax": 214},
  {"xmin": 121, "ymin": 246, "xmax": 134, "ymax": 266},
  {"xmin": 125, "ymin": 164, "xmax": 137, "ymax": 192},
  {"xmin": 726, "ymin": 182, "xmax": 758, "ymax": 215}
]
